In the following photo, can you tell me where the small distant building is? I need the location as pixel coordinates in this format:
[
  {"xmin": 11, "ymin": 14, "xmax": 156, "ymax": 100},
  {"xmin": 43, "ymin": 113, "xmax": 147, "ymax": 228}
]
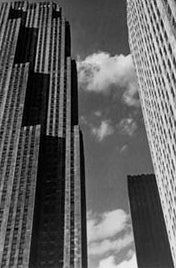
[{"xmin": 128, "ymin": 174, "xmax": 174, "ymax": 268}]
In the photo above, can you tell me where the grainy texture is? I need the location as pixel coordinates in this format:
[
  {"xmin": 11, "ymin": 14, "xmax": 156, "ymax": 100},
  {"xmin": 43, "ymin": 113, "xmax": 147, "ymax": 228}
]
[
  {"xmin": 0, "ymin": 1, "xmax": 87, "ymax": 267},
  {"xmin": 127, "ymin": 0, "xmax": 176, "ymax": 265}
]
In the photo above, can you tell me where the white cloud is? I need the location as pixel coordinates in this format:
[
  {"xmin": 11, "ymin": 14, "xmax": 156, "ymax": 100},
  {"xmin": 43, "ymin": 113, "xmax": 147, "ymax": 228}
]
[
  {"xmin": 122, "ymin": 80, "xmax": 140, "ymax": 107},
  {"xmin": 120, "ymin": 144, "xmax": 128, "ymax": 154},
  {"xmin": 126, "ymin": 249, "xmax": 136, "ymax": 259},
  {"xmin": 80, "ymin": 115, "xmax": 88, "ymax": 125},
  {"xmin": 77, "ymin": 52, "xmax": 139, "ymax": 107},
  {"xmin": 97, "ymin": 253, "xmax": 138, "ymax": 268},
  {"xmin": 87, "ymin": 209, "xmax": 130, "ymax": 243},
  {"xmin": 88, "ymin": 209, "xmax": 134, "ymax": 263},
  {"xmin": 91, "ymin": 120, "xmax": 114, "ymax": 142},
  {"xmin": 117, "ymin": 118, "xmax": 137, "ymax": 136},
  {"xmin": 94, "ymin": 110, "xmax": 102, "ymax": 117},
  {"xmin": 89, "ymin": 232, "xmax": 133, "ymax": 256}
]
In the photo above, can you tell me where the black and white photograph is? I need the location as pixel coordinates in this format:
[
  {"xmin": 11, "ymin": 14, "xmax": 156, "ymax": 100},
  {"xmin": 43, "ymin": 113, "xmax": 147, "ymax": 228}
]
[{"xmin": 0, "ymin": 0, "xmax": 175, "ymax": 267}]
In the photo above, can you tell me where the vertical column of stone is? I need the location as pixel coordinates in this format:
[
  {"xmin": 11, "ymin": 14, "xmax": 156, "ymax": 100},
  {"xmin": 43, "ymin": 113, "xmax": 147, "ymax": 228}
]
[
  {"xmin": 0, "ymin": 67, "xmax": 17, "ymax": 265},
  {"xmin": 23, "ymin": 1, "xmax": 28, "ymax": 13},
  {"xmin": 58, "ymin": 17, "xmax": 65, "ymax": 137},
  {"xmin": 46, "ymin": 12, "xmax": 61, "ymax": 136},
  {"xmin": 4, "ymin": 124, "xmax": 40, "ymax": 268},
  {"xmin": 25, "ymin": 3, "xmax": 32, "ymax": 28},
  {"xmin": 64, "ymin": 57, "xmax": 71, "ymax": 268},
  {"xmin": 46, "ymin": 17, "xmax": 55, "ymax": 136},
  {"xmin": 15, "ymin": 127, "xmax": 33, "ymax": 268},
  {"xmin": 4, "ymin": 126, "xmax": 28, "ymax": 268},
  {"xmin": 73, "ymin": 126, "xmax": 82, "ymax": 268},
  {"xmin": 41, "ymin": 6, "xmax": 47, "ymax": 73},
  {"xmin": 0, "ymin": 64, "xmax": 27, "ymax": 187},
  {"xmin": 29, "ymin": 5, "xmax": 35, "ymax": 28},
  {"xmin": 7, "ymin": 19, "xmax": 21, "ymax": 61},
  {"xmin": 0, "ymin": 18, "xmax": 19, "ymax": 76},
  {"xmin": 0, "ymin": 18, "xmax": 21, "ymax": 126},
  {"xmin": 33, "ymin": 3, "xmax": 39, "ymax": 28},
  {"xmin": 0, "ymin": 19, "xmax": 11, "ymax": 96},
  {"xmin": 5, "ymin": 125, "xmax": 37, "ymax": 268},
  {"xmin": 20, "ymin": 125, "xmax": 41, "ymax": 268},
  {"xmin": 34, "ymin": 4, "xmax": 44, "ymax": 73},
  {"xmin": 0, "ymin": 67, "xmax": 15, "ymax": 156},
  {"xmin": 47, "ymin": 16, "xmax": 58, "ymax": 135},
  {"xmin": 0, "ymin": 17, "xmax": 11, "ymax": 62},
  {"xmin": 52, "ymin": 18, "xmax": 59, "ymax": 136},
  {"xmin": 6, "ymin": 127, "xmax": 26, "ymax": 267},
  {"xmin": 25, "ymin": 3, "xmax": 36, "ymax": 29},
  {"xmin": 40, "ymin": 5, "xmax": 47, "ymax": 73},
  {"xmin": 0, "ymin": 3, "xmax": 10, "ymax": 51},
  {"xmin": 44, "ymin": 4, "xmax": 52, "ymax": 73},
  {"xmin": 0, "ymin": 62, "xmax": 29, "ymax": 160},
  {"xmin": 34, "ymin": 4, "xmax": 54, "ymax": 74},
  {"xmin": 54, "ymin": 17, "xmax": 61, "ymax": 136},
  {"xmin": 0, "ymin": 64, "xmax": 29, "ymax": 265},
  {"xmin": 0, "ymin": 3, "xmax": 6, "ymax": 32}
]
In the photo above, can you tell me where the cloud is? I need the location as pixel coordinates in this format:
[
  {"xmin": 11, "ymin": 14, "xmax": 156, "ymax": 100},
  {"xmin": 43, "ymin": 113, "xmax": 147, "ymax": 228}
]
[
  {"xmin": 117, "ymin": 118, "xmax": 137, "ymax": 136},
  {"xmin": 80, "ymin": 115, "xmax": 88, "ymax": 125},
  {"xmin": 94, "ymin": 111, "xmax": 102, "ymax": 117},
  {"xmin": 91, "ymin": 120, "xmax": 114, "ymax": 142},
  {"xmin": 120, "ymin": 145, "xmax": 128, "ymax": 154},
  {"xmin": 81, "ymin": 114, "xmax": 137, "ymax": 141},
  {"xmin": 89, "ymin": 232, "xmax": 133, "ymax": 256},
  {"xmin": 77, "ymin": 52, "xmax": 139, "ymax": 107},
  {"xmin": 97, "ymin": 253, "xmax": 138, "ymax": 268},
  {"xmin": 88, "ymin": 209, "xmax": 134, "ymax": 262},
  {"xmin": 87, "ymin": 209, "xmax": 130, "ymax": 243},
  {"xmin": 122, "ymin": 80, "xmax": 140, "ymax": 107}
]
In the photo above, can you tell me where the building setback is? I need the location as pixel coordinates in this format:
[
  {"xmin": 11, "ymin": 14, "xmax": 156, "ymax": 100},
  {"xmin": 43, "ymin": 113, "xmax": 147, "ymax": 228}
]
[
  {"xmin": 127, "ymin": 0, "xmax": 176, "ymax": 265},
  {"xmin": 0, "ymin": 1, "xmax": 87, "ymax": 267},
  {"xmin": 128, "ymin": 174, "xmax": 174, "ymax": 268}
]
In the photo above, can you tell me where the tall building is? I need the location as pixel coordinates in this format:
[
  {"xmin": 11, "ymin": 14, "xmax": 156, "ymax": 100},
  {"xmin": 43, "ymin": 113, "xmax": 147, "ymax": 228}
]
[
  {"xmin": 128, "ymin": 174, "xmax": 174, "ymax": 268},
  {"xmin": 0, "ymin": 1, "xmax": 87, "ymax": 267},
  {"xmin": 127, "ymin": 0, "xmax": 176, "ymax": 265}
]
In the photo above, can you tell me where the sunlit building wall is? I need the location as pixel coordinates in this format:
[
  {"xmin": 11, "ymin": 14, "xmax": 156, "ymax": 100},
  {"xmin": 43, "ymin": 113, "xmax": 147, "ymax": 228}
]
[
  {"xmin": 127, "ymin": 0, "xmax": 176, "ymax": 265},
  {"xmin": 0, "ymin": 1, "xmax": 87, "ymax": 267}
]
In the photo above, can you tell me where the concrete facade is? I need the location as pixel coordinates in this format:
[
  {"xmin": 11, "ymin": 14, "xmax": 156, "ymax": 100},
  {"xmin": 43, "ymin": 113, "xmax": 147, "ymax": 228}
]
[
  {"xmin": 0, "ymin": 1, "xmax": 87, "ymax": 267},
  {"xmin": 127, "ymin": 0, "xmax": 176, "ymax": 265}
]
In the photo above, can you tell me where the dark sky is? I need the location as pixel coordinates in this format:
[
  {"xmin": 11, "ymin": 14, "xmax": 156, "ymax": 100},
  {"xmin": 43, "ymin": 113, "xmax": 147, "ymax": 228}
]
[{"xmin": 58, "ymin": 0, "xmax": 129, "ymax": 57}]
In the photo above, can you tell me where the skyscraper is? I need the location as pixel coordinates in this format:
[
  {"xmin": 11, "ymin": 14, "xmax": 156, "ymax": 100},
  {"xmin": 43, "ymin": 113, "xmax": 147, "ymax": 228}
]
[
  {"xmin": 0, "ymin": 1, "xmax": 87, "ymax": 267},
  {"xmin": 128, "ymin": 174, "xmax": 174, "ymax": 268},
  {"xmin": 127, "ymin": 0, "xmax": 176, "ymax": 265}
]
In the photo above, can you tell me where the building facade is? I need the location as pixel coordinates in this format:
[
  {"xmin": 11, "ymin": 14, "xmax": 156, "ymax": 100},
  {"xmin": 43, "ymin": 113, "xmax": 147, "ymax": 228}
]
[
  {"xmin": 128, "ymin": 174, "xmax": 174, "ymax": 268},
  {"xmin": 0, "ymin": 1, "xmax": 87, "ymax": 267},
  {"xmin": 127, "ymin": 0, "xmax": 176, "ymax": 265}
]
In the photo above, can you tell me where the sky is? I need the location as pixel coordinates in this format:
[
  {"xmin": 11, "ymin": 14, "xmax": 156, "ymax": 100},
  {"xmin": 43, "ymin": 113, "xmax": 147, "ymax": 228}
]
[{"xmin": 56, "ymin": 0, "xmax": 154, "ymax": 267}]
